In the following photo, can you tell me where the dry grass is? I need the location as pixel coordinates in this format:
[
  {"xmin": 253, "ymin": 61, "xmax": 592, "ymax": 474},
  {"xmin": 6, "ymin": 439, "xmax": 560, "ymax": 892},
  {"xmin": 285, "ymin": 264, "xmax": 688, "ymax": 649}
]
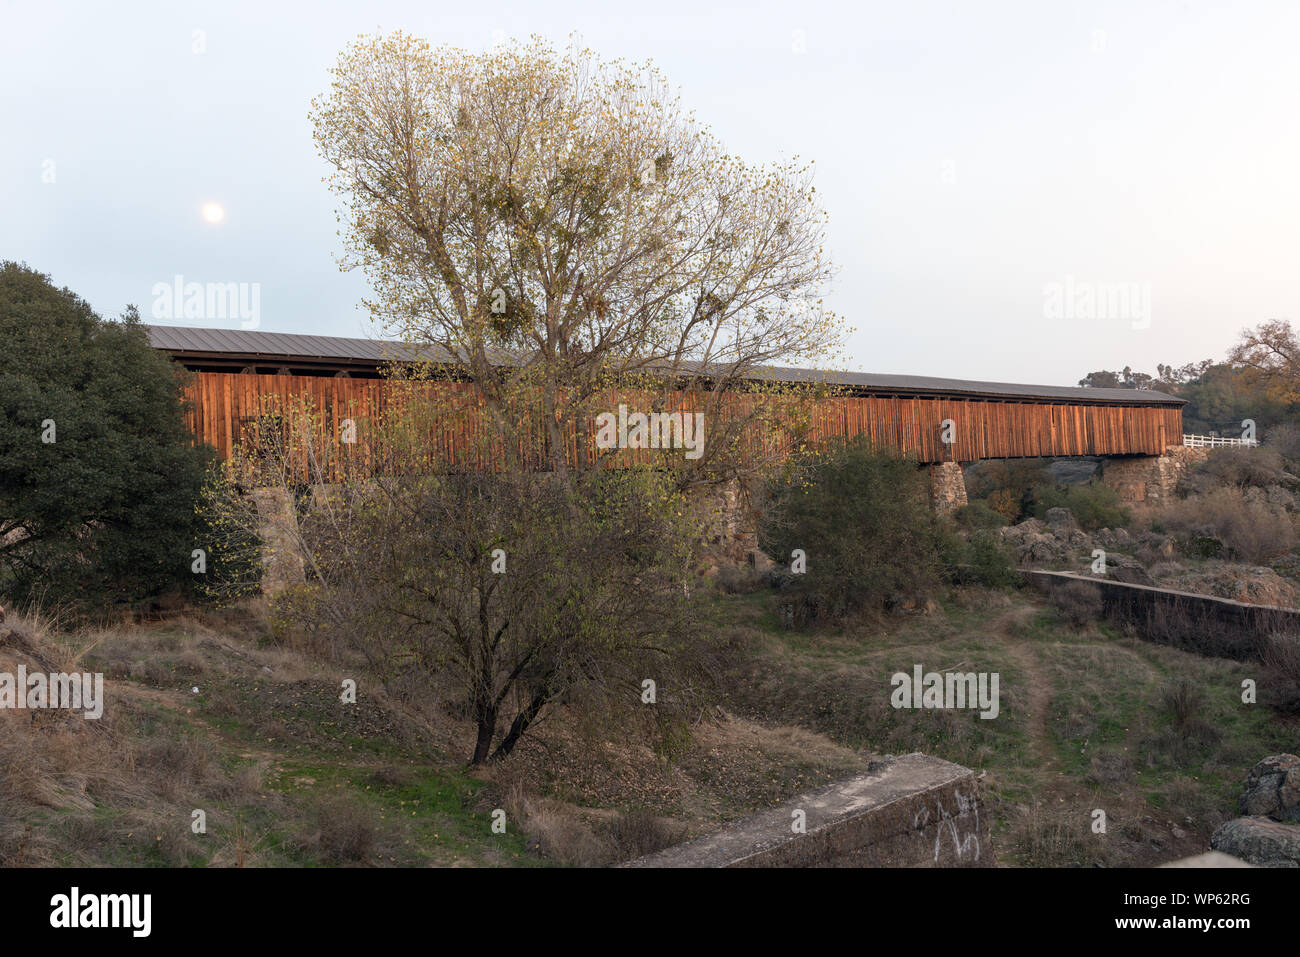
[
  {"xmin": 602, "ymin": 809, "xmax": 678, "ymax": 860},
  {"xmin": 1007, "ymin": 803, "xmax": 1115, "ymax": 867},
  {"xmin": 1048, "ymin": 580, "xmax": 1104, "ymax": 630},
  {"xmin": 295, "ymin": 794, "xmax": 379, "ymax": 865},
  {"xmin": 1260, "ymin": 632, "xmax": 1300, "ymax": 714},
  {"xmin": 500, "ymin": 781, "xmax": 609, "ymax": 867},
  {"xmin": 1162, "ymin": 488, "xmax": 1296, "ymax": 562},
  {"xmin": 1, "ymin": 597, "xmax": 876, "ymax": 869},
  {"xmin": 0, "ymin": 605, "xmax": 420, "ymax": 867}
]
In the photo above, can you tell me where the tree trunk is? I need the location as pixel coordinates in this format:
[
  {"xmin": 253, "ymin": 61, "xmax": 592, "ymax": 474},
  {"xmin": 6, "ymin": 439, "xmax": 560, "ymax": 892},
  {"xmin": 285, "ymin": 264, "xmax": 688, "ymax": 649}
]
[
  {"xmin": 470, "ymin": 706, "xmax": 496, "ymax": 765},
  {"xmin": 489, "ymin": 693, "xmax": 547, "ymax": 762}
]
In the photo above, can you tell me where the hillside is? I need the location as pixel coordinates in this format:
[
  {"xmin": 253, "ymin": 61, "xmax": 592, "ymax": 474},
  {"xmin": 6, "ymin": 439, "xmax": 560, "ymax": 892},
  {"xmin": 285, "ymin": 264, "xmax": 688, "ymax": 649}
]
[{"xmin": 2, "ymin": 584, "xmax": 1293, "ymax": 867}]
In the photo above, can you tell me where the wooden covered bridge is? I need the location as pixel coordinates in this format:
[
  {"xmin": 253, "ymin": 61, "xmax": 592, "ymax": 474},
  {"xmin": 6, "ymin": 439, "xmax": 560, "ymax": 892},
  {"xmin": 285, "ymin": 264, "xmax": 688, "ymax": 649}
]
[{"xmin": 147, "ymin": 325, "xmax": 1184, "ymax": 468}]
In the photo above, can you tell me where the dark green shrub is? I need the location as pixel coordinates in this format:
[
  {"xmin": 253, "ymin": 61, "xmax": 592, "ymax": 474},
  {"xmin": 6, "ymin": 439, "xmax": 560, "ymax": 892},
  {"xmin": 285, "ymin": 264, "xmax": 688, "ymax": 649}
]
[
  {"xmin": 0, "ymin": 262, "xmax": 215, "ymax": 610},
  {"xmin": 1031, "ymin": 482, "xmax": 1130, "ymax": 531},
  {"xmin": 944, "ymin": 529, "xmax": 1021, "ymax": 589},
  {"xmin": 955, "ymin": 501, "xmax": 1009, "ymax": 529},
  {"xmin": 759, "ymin": 437, "xmax": 944, "ymax": 625},
  {"xmin": 195, "ymin": 468, "xmax": 264, "ymax": 603}
]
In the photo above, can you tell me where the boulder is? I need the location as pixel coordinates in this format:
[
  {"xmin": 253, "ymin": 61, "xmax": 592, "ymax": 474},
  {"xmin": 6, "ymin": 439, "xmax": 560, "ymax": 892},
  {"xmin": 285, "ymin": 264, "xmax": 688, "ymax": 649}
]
[
  {"xmin": 1000, "ymin": 518, "xmax": 1069, "ymax": 565},
  {"xmin": 1230, "ymin": 568, "xmax": 1298, "ymax": 606},
  {"xmin": 1094, "ymin": 527, "xmax": 1133, "ymax": 549},
  {"xmin": 1044, "ymin": 507, "xmax": 1079, "ymax": 530},
  {"xmin": 1138, "ymin": 533, "xmax": 1177, "ymax": 559},
  {"xmin": 1266, "ymin": 485, "xmax": 1296, "ymax": 509},
  {"xmin": 1240, "ymin": 754, "xmax": 1300, "ymax": 822},
  {"xmin": 1026, "ymin": 535, "xmax": 1068, "ymax": 565},
  {"xmin": 1005, "ymin": 517, "xmax": 1047, "ymax": 539},
  {"xmin": 1111, "ymin": 564, "xmax": 1156, "ymax": 587},
  {"xmin": 1210, "ymin": 817, "xmax": 1300, "ymax": 867}
]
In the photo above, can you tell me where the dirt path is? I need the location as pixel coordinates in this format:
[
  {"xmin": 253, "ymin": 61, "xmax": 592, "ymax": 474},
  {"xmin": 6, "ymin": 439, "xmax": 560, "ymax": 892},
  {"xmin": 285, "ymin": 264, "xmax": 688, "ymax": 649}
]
[{"xmin": 989, "ymin": 607, "xmax": 1057, "ymax": 771}]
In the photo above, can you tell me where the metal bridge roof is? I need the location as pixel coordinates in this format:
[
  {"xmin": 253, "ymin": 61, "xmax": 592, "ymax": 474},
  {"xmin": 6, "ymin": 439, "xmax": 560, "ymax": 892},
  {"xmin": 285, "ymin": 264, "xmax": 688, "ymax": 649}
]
[{"xmin": 143, "ymin": 324, "xmax": 1184, "ymax": 405}]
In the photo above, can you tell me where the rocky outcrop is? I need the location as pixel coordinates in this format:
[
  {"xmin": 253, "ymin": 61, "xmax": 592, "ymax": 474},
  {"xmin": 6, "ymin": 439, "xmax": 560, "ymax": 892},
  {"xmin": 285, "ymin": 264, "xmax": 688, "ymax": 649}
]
[
  {"xmin": 1239, "ymin": 754, "xmax": 1300, "ymax": 822},
  {"xmin": 1156, "ymin": 564, "xmax": 1300, "ymax": 608},
  {"xmin": 1208, "ymin": 755, "xmax": 1300, "ymax": 867},
  {"xmin": 1243, "ymin": 485, "xmax": 1298, "ymax": 510},
  {"xmin": 999, "ymin": 516, "xmax": 1081, "ymax": 565},
  {"xmin": 1210, "ymin": 817, "xmax": 1300, "ymax": 867},
  {"xmin": 1044, "ymin": 507, "xmax": 1078, "ymax": 531},
  {"xmin": 1001, "ymin": 507, "xmax": 1299, "ymax": 607},
  {"xmin": 1111, "ymin": 564, "xmax": 1156, "ymax": 587}
]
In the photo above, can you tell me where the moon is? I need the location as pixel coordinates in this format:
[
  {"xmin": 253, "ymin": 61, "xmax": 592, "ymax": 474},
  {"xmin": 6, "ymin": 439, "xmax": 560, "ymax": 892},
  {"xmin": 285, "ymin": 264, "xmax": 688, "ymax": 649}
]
[{"xmin": 201, "ymin": 202, "xmax": 225, "ymax": 224}]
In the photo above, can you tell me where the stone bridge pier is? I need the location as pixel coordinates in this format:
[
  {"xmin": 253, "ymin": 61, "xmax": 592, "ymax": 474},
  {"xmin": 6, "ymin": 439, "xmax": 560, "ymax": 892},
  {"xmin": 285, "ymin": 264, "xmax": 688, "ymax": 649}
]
[
  {"xmin": 923, "ymin": 445, "xmax": 1211, "ymax": 517},
  {"xmin": 927, "ymin": 462, "xmax": 968, "ymax": 515},
  {"xmin": 1098, "ymin": 446, "xmax": 1208, "ymax": 505}
]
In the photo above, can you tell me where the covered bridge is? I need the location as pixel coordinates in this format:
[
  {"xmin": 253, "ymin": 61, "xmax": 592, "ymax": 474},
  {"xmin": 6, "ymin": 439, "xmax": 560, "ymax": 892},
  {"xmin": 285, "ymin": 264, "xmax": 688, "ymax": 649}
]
[{"xmin": 146, "ymin": 325, "xmax": 1184, "ymax": 471}]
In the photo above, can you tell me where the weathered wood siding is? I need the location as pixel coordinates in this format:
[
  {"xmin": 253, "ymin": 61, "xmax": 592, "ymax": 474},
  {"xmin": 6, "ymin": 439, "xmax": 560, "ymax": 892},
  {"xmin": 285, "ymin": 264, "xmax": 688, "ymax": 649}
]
[{"xmin": 180, "ymin": 372, "xmax": 1182, "ymax": 467}]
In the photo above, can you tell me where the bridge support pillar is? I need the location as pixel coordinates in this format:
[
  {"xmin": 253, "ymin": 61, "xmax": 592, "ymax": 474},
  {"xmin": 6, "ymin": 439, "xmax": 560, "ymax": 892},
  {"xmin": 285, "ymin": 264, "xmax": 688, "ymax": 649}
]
[
  {"xmin": 1099, "ymin": 447, "xmax": 1206, "ymax": 505},
  {"xmin": 927, "ymin": 461, "xmax": 967, "ymax": 515},
  {"xmin": 249, "ymin": 487, "xmax": 306, "ymax": 595}
]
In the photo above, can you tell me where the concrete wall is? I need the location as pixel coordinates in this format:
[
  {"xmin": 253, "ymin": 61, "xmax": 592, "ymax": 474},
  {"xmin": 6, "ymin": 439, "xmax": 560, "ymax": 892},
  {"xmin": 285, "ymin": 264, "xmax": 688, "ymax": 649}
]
[
  {"xmin": 1022, "ymin": 569, "xmax": 1300, "ymax": 661},
  {"xmin": 625, "ymin": 753, "xmax": 992, "ymax": 868}
]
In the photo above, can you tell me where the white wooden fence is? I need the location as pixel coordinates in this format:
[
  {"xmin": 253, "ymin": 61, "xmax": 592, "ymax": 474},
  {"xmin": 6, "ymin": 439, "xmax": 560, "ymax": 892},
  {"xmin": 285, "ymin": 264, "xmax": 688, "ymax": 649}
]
[{"xmin": 1182, "ymin": 434, "xmax": 1259, "ymax": 448}]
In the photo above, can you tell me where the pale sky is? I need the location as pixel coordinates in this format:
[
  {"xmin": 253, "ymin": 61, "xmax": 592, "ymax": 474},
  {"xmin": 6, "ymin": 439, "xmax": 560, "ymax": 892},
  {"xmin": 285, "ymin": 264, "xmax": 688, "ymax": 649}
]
[{"xmin": 3, "ymin": 0, "xmax": 1298, "ymax": 384}]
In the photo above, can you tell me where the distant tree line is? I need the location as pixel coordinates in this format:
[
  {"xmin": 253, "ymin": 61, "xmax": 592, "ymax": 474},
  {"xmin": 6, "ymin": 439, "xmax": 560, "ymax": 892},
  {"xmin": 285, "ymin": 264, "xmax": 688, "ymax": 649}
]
[{"xmin": 1078, "ymin": 319, "xmax": 1300, "ymax": 436}]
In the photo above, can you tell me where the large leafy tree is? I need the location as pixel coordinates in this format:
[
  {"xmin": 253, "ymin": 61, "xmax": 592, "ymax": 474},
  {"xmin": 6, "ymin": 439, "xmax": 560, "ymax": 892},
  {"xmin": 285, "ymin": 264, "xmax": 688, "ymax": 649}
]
[
  {"xmin": 0, "ymin": 261, "xmax": 214, "ymax": 609},
  {"xmin": 1229, "ymin": 319, "xmax": 1300, "ymax": 407},
  {"xmin": 310, "ymin": 33, "xmax": 842, "ymax": 482}
]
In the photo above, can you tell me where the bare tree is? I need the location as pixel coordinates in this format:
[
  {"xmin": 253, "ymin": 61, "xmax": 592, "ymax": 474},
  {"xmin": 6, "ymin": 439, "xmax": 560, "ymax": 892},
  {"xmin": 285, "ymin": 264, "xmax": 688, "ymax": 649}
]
[
  {"xmin": 204, "ymin": 397, "xmax": 712, "ymax": 765},
  {"xmin": 310, "ymin": 33, "xmax": 843, "ymax": 483}
]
